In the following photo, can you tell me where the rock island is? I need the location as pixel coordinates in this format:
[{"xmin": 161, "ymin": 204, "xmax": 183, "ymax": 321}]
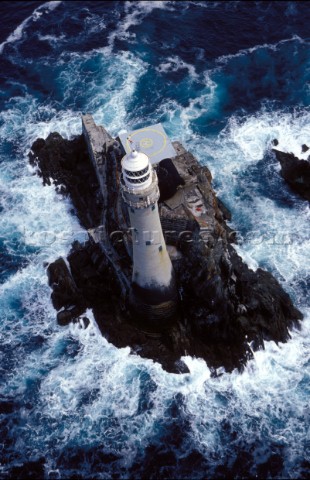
[{"xmin": 28, "ymin": 116, "xmax": 303, "ymax": 374}]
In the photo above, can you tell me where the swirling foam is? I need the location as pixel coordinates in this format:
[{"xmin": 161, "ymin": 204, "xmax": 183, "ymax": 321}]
[{"xmin": 0, "ymin": 1, "xmax": 62, "ymax": 55}]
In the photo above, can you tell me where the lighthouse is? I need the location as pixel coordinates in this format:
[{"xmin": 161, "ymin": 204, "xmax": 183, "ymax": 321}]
[{"xmin": 121, "ymin": 144, "xmax": 178, "ymax": 330}]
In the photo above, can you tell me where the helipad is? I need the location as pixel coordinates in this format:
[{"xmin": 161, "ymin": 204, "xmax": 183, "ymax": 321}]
[{"xmin": 119, "ymin": 123, "xmax": 176, "ymax": 165}]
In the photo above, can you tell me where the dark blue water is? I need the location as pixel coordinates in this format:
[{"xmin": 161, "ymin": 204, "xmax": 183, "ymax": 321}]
[{"xmin": 0, "ymin": 1, "xmax": 309, "ymax": 478}]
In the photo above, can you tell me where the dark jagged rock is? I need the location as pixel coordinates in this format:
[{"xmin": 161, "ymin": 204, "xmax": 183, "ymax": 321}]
[
  {"xmin": 47, "ymin": 257, "xmax": 82, "ymax": 312},
  {"xmin": 29, "ymin": 133, "xmax": 103, "ymax": 228},
  {"xmin": 217, "ymin": 197, "xmax": 232, "ymax": 221},
  {"xmin": 0, "ymin": 396, "xmax": 15, "ymax": 414},
  {"xmin": 30, "ymin": 129, "xmax": 303, "ymax": 374},
  {"xmin": 9, "ymin": 458, "xmax": 45, "ymax": 480},
  {"xmin": 272, "ymin": 145, "xmax": 310, "ymax": 201}
]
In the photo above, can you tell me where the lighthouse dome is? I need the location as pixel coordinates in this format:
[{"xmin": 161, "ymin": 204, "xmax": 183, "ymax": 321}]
[{"xmin": 122, "ymin": 150, "xmax": 152, "ymax": 190}]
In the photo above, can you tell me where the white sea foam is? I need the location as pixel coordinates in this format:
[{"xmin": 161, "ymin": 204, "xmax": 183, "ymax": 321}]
[
  {"xmin": 0, "ymin": 96, "xmax": 81, "ymax": 146},
  {"xmin": 156, "ymin": 55, "xmax": 199, "ymax": 80},
  {"xmin": 184, "ymin": 316, "xmax": 310, "ymax": 462},
  {"xmin": 84, "ymin": 12, "xmax": 106, "ymax": 34},
  {"xmin": 215, "ymin": 34, "xmax": 306, "ymax": 65},
  {"xmin": 0, "ymin": 82, "xmax": 87, "ymax": 376},
  {"xmin": 53, "ymin": 49, "xmax": 148, "ymax": 136},
  {"xmin": 4, "ymin": 304, "xmax": 214, "ymax": 458},
  {"xmin": 180, "ymin": 107, "xmax": 310, "ymax": 185},
  {"xmin": 37, "ymin": 8, "xmax": 106, "ymax": 47},
  {"xmin": 106, "ymin": 1, "xmax": 175, "ymax": 53},
  {"xmin": 227, "ymin": 109, "xmax": 310, "ymax": 161},
  {"xmin": 0, "ymin": 42, "xmax": 148, "ymax": 145},
  {"xmin": 45, "ymin": 1, "xmax": 62, "ymax": 12},
  {"xmin": 180, "ymin": 77, "xmax": 218, "ymax": 127},
  {"xmin": 38, "ymin": 33, "xmax": 66, "ymax": 45},
  {"xmin": 145, "ymin": 71, "xmax": 218, "ymax": 143},
  {"xmin": 174, "ymin": 0, "xmax": 222, "ymax": 12},
  {"xmin": 0, "ymin": 98, "xmax": 92, "ymax": 472},
  {"xmin": 0, "ymin": 1, "xmax": 62, "ymax": 55}
]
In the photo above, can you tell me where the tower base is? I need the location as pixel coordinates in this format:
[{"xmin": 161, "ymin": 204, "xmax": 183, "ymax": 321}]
[{"xmin": 128, "ymin": 285, "xmax": 179, "ymax": 334}]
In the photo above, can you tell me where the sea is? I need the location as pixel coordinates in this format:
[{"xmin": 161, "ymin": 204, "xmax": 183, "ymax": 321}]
[{"xmin": 0, "ymin": 1, "xmax": 309, "ymax": 478}]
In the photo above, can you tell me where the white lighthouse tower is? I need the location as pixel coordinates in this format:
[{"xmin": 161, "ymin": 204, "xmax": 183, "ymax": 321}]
[{"xmin": 121, "ymin": 144, "xmax": 178, "ymax": 329}]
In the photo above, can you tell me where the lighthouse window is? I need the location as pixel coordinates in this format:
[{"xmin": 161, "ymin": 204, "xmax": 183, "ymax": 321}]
[
  {"xmin": 126, "ymin": 173, "xmax": 150, "ymax": 184},
  {"xmin": 152, "ymin": 205, "xmax": 155, "ymax": 211},
  {"xmin": 124, "ymin": 166, "xmax": 149, "ymax": 177},
  {"xmin": 140, "ymin": 173, "xmax": 150, "ymax": 183}
]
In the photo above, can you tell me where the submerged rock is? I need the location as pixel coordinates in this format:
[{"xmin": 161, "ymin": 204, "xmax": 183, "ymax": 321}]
[
  {"xmin": 30, "ymin": 127, "xmax": 303, "ymax": 374},
  {"xmin": 272, "ymin": 143, "xmax": 310, "ymax": 201}
]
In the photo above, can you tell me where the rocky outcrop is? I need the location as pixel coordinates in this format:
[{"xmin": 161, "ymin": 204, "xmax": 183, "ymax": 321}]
[
  {"xmin": 29, "ymin": 131, "xmax": 303, "ymax": 374},
  {"xmin": 272, "ymin": 141, "xmax": 310, "ymax": 201},
  {"xmin": 29, "ymin": 133, "xmax": 103, "ymax": 228}
]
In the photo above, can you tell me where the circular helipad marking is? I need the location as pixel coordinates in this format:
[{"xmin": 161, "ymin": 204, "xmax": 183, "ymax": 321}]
[
  {"xmin": 140, "ymin": 137, "xmax": 154, "ymax": 149},
  {"xmin": 126, "ymin": 128, "xmax": 167, "ymax": 158}
]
